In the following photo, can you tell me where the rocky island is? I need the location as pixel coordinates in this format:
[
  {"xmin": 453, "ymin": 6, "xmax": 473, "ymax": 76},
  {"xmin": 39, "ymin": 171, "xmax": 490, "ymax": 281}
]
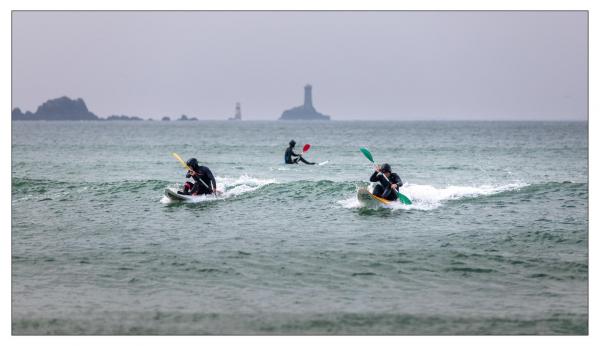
[
  {"xmin": 106, "ymin": 115, "xmax": 144, "ymax": 121},
  {"xmin": 177, "ymin": 115, "xmax": 198, "ymax": 121},
  {"xmin": 13, "ymin": 96, "xmax": 150, "ymax": 121},
  {"xmin": 279, "ymin": 84, "xmax": 330, "ymax": 120},
  {"xmin": 12, "ymin": 96, "xmax": 99, "ymax": 121}
]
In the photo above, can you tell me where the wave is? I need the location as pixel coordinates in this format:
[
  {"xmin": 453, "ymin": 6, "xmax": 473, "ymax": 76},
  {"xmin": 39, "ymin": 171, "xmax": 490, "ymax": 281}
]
[
  {"xmin": 401, "ymin": 182, "xmax": 528, "ymax": 210},
  {"xmin": 12, "ymin": 175, "xmax": 276, "ymax": 204},
  {"xmin": 501, "ymin": 181, "xmax": 587, "ymax": 196},
  {"xmin": 12, "ymin": 177, "xmax": 174, "ymax": 202},
  {"xmin": 338, "ymin": 182, "xmax": 527, "ymax": 211},
  {"xmin": 13, "ymin": 176, "xmax": 585, "ymax": 209},
  {"xmin": 258, "ymin": 179, "xmax": 357, "ymax": 200},
  {"xmin": 12, "ymin": 177, "xmax": 170, "ymax": 191},
  {"xmin": 160, "ymin": 174, "xmax": 276, "ymax": 204},
  {"xmin": 12, "ymin": 177, "xmax": 74, "ymax": 191},
  {"xmin": 12, "ymin": 177, "xmax": 84, "ymax": 202}
]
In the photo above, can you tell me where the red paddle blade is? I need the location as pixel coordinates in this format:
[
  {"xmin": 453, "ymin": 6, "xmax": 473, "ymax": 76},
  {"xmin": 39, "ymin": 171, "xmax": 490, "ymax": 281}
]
[{"xmin": 303, "ymin": 144, "xmax": 311, "ymax": 153}]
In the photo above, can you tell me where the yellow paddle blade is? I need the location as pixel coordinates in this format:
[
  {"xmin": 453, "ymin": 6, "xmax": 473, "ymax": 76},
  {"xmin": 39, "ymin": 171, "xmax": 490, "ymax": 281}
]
[{"xmin": 172, "ymin": 152, "xmax": 190, "ymax": 170}]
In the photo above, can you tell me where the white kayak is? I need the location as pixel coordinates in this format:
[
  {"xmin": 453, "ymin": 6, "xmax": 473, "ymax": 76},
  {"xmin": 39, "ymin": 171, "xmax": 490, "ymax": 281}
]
[
  {"xmin": 163, "ymin": 188, "xmax": 219, "ymax": 203},
  {"xmin": 164, "ymin": 188, "xmax": 191, "ymax": 201}
]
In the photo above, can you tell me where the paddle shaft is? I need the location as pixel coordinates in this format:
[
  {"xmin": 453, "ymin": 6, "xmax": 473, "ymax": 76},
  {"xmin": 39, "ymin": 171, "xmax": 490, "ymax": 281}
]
[
  {"xmin": 295, "ymin": 146, "xmax": 311, "ymax": 162},
  {"xmin": 298, "ymin": 145, "xmax": 310, "ymax": 157}
]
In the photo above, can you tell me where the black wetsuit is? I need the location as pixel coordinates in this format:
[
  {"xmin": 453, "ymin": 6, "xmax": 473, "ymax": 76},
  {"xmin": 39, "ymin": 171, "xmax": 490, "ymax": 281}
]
[
  {"xmin": 181, "ymin": 165, "xmax": 216, "ymax": 195},
  {"xmin": 370, "ymin": 171, "xmax": 403, "ymax": 201},
  {"xmin": 284, "ymin": 146, "xmax": 314, "ymax": 165}
]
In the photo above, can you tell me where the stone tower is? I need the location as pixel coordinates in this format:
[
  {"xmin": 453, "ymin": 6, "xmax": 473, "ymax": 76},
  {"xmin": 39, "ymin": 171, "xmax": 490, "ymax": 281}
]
[
  {"xmin": 304, "ymin": 84, "xmax": 313, "ymax": 109},
  {"xmin": 228, "ymin": 102, "xmax": 242, "ymax": 120},
  {"xmin": 235, "ymin": 102, "xmax": 241, "ymax": 120}
]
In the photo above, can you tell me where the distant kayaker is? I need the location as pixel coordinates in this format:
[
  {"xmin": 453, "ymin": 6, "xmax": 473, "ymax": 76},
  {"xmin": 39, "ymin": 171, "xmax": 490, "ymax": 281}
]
[
  {"xmin": 370, "ymin": 163, "xmax": 403, "ymax": 201},
  {"xmin": 284, "ymin": 140, "xmax": 315, "ymax": 165},
  {"xmin": 178, "ymin": 158, "xmax": 218, "ymax": 195}
]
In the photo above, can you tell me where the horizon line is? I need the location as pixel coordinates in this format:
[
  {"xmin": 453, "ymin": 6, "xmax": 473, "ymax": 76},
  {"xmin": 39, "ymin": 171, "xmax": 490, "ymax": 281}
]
[{"xmin": 11, "ymin": 119, "xmax": 589, "ymax": 122}]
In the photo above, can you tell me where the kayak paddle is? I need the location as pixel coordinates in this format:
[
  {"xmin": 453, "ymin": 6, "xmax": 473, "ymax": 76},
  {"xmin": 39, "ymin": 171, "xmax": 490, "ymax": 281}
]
[
  {"xmin": 171, "ymin": 152, "xmax": 221, "ymax": 195},
  {"xmin": 359, "ymin": 147, "xmax": 374, "ymax": 163},
  {"xmin": 172, "ymin": 152, "xmax": 193, "ymax": 171},
  {"xmin": 301, "ymin": 144, "xmax": 311, "ymax": 155},
  {"xmin": 359, "ymin": 147, "xmax": 412, "ymax": 205},
  {"xmin": 298, "ymin": 144, "xmax": 313, "ymax": 164}
]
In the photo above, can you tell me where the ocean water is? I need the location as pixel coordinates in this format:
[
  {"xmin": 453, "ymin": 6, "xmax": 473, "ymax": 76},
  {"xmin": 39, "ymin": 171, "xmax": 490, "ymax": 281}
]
[{"xmin": 11, "ymin": 121, "xmax": 588, "ymax": 335}]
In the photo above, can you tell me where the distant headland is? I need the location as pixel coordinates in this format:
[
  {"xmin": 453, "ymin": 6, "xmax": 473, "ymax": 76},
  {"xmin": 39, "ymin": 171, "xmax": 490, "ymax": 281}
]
[
  {"xmin": 12, "ymin": 96, "xmax": 100, "ymax": 121},
  {"xmin": 279, "ymin": 84, "xmax": 330, "ymax": 121},
  {"xmin": 11, "ymin": 96, "xmax": 200, "ymax": 121},
  {"xmin": 13, "ymin": 90, "xmax": 333, "ymax": 121},
  {"xmin": 11, "ymin": 96, "xmax": 149, "ymax": 121}
]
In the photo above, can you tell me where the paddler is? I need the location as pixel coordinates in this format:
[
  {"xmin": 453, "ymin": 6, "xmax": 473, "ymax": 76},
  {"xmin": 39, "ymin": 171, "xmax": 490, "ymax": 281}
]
[
  {"xmin": 284, "ymin": 140, "xmax": 315, "ymax": 165},
  {"xmin": 178, "ymin": 158, "xmax": 218, "ymax": 195},
  {"xmin": 370, "ymin": 163, "xmax": 403, "ymax": 201}
]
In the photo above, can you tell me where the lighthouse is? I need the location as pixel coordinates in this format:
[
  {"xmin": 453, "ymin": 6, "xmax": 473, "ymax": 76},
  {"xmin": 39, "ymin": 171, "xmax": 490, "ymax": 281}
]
[
  {"xmin": 304, "ymin": 84, "xmax": 314, "ymax": 110},
  {"xmin": 228, "ymin": 102, "xmax": 242, "ymax": 121}
]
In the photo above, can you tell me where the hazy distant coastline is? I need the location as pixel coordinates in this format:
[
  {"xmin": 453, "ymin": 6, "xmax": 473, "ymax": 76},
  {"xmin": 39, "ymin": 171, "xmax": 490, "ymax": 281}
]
[
  {"xmin": 12, "ymin": 84, "xmax": 334, "ymax": 122},
  {"xmin": 11, "ymin": 96, "xmax": 587, "ymax": 122},
  {"xmin": 11, "ymin": 96, "xmax": 203, "ymax": 121},
  {"xmin": 12, "ymin": 96, "xmax": 99, "ymax": 121}
]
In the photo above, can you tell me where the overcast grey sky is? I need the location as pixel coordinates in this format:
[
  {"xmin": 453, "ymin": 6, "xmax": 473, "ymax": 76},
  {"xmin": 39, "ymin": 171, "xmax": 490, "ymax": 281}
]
[{"xmin": 12, "ymin": 11, "xmax": 587, "ymax": 120}]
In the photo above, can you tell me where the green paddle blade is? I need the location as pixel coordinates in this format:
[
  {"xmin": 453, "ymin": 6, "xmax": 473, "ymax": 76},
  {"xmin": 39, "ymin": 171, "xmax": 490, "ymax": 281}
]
[
  {"xmin": 359, "ymin": 147, "xmax": 374, "ymax": 163},
  {"xmin": 397, "ymin": 191, "xmax": 412, "ymax": 205}
]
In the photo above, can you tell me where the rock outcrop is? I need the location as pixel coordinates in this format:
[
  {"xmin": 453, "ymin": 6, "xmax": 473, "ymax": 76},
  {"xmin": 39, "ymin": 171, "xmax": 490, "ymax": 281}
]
[{"xmin": 12, "ymin": 96, "xmax": 99, "ymax": 120}]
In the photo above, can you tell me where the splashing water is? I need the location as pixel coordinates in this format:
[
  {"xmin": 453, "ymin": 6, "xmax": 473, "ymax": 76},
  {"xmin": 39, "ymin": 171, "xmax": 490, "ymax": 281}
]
[
  {"xmin": 338, "ymin": 182, "xmax": 527, "ymax": 210},
  {"xmin": 161, "ymin": 174, "xmax": 277, "ymax": 204}
]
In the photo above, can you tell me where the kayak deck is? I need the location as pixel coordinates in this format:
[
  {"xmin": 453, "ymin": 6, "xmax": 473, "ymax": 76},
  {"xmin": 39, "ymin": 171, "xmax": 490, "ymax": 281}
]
[{"xmin": 164, "ymin": 188, "xmax": 191, "ymax": 201}]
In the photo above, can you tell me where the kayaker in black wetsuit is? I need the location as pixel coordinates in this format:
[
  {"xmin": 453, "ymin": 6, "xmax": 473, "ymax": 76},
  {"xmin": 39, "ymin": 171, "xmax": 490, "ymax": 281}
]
[
  {"xmin": 178, "ymin": 158, "xmax": 218, "ymax": 195},
  {"xmin": 370, "ymin": 163, "xmax": 403, "ymax": 201},
  {"xmin": 284, "ymin": 140, "xmax": 315, "ymax": 165}
]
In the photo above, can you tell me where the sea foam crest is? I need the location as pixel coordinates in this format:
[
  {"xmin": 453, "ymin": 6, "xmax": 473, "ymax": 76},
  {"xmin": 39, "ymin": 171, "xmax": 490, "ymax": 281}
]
[
  {"xmin": 161, "ymin": 174, "xmax": 276, "ymax": 203},
  {"xmin": 338, "ymin": 182, "xmax": 527, "ymax": 211},
  {"xmin": 217, "ymin": 175, "xmax": 277, "ymax": 197}
]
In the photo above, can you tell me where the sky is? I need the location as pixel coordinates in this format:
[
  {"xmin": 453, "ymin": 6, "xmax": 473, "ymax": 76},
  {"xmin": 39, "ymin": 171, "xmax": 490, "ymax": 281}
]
[{"xmin": 11, "ymin": 11, "xmax": 588, "ymax": 120}]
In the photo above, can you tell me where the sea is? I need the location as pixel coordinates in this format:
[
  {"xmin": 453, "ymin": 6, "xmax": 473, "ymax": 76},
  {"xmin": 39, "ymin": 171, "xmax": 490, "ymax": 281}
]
[{"xmin": 11, "ymin": 120, "xmax": 588, "ymax": 335}]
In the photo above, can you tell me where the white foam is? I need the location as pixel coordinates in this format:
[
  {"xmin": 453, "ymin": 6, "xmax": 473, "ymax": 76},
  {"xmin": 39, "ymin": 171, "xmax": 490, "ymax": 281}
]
[
  {"xmin": 160, "ymin": 192, "xmax": 216, "ymax": 204},
  {"xmin": 337, "ymin": 195, "xmax": 361, "ymax": 209},
  {"xmin": 338, "ymin": 182, "xmax": 527, "ymax": 211},
  {"xmin": 270, "ymin": 166, "xmax": 291, "ymax": 171},
  {"xmin": 216, "ymin": 174, "xmax": 276, "ymax": 190},
  {"xmin": 161, "ymin": 175, "xmax": 276, "ymax": 204}
]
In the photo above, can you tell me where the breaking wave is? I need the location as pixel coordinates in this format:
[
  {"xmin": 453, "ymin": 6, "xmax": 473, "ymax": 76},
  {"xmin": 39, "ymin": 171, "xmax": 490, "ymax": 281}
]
[
  {"xmin": 338, "ymin": 182, "xmax": 528, "ymax": 210},
  {"xmin": 160, "ymin": 174, "xmax": 276, "ymax": 204}
]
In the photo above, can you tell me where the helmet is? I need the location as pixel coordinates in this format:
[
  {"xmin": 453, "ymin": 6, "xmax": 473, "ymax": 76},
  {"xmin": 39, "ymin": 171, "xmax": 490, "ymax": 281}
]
[
  {"xmin": 186, "ymin": 158, "xmax": 199, "ymax": 168},
  {"xmin": 381, "ymin": 163, "xmax": 392, "ymax": 173},
  {"xmin": 289, "ymin": 140, "xmax": 296, "ymax": 147}
]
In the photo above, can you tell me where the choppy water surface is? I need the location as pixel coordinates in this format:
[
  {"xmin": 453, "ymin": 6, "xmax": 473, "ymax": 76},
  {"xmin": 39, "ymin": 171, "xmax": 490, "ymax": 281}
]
[{"xmin": 12, "ymin": 121, "xmax": 588, "ymax": 334}]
